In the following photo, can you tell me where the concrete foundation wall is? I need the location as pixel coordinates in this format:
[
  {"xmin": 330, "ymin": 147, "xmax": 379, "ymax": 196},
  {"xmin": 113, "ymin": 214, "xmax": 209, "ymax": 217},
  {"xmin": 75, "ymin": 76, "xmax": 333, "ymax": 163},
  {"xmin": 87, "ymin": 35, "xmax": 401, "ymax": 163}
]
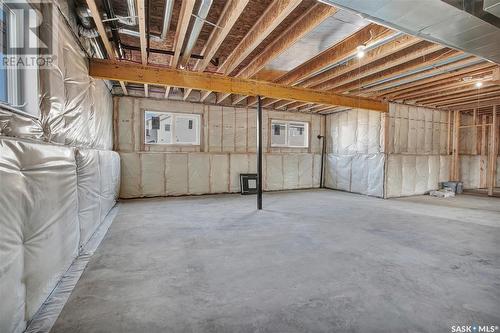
[{"xmin": 115, "ymin": 97, "xmax": 324, "ymax": 198}]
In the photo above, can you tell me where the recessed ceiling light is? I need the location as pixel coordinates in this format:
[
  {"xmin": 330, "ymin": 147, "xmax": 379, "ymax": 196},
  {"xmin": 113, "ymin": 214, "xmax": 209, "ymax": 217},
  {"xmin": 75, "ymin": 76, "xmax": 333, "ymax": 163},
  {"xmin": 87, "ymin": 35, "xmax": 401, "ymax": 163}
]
[
  {"xmin": 356, "ymin": 45, "xmax": 366, "ymax": 59},
  {"xmin": 475, "ymin": 81, "xmax": 483, "ymax": 88}
]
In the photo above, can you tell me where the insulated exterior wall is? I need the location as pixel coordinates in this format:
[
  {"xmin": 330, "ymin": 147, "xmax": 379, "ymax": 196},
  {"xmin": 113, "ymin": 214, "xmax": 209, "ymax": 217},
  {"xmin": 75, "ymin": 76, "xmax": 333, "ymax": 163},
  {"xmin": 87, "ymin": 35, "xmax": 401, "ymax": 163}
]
[
  {"xmin": 0, "ymin": 137, "xmax": 78, "ymax": 331},
  {"xmin": 325, "ymin": 109, "xmax": 385, "ymax": 197},
  {"xmin": 384, "ymin": 104, "xmax": 455, "ymax": 198},
  {"xmin": 0, "ymin": 5, "xmax": 118, "ymax": 333},
  {"xmin": 0, "ymin": 10, "xmax": 113, "ymax": 150},
  {"xmin": 115, "ymin": 97, "xmax": 324, "ymax": 198}
]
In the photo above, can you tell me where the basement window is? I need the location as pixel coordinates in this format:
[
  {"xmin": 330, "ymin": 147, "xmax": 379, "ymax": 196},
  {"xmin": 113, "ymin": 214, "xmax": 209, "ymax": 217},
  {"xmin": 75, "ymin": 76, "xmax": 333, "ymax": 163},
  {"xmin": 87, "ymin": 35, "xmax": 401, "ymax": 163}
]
[
  {"xmin": 0, "ymin": 1, "xmax": 40, "ymax": 117},
  {"xmin": 271, "ymin": 120, "xmax": 308, "ymax": 148},
  {"xmin": 144, "ymin": 111, "xmax": 200, "ymax": 145}
]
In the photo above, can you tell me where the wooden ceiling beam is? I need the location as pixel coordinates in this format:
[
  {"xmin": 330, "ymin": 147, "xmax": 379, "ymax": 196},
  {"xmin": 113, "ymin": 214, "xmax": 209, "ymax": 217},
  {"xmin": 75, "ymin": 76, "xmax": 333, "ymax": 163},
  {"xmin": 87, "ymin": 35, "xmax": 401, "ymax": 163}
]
[
  {"xmin": 229, "ymin": 3, "xmax": 337, "ymax": 105},
  {"xmin": 334, "ymin": 48, "xmax": 460, "ymax": 94},
  {"xmin": 201, "ymin": 0, "xmax": 303, "ymax": 103},
  {"xmin": 314, "ymin": 42, "xmax": 444, "ymax": 91},
  {"xmin": 248, "ymin": 24, "xmax": 392, "ymax": 107},
  {"xmin": 165, "ymin": 0, "xmax": 195, "ymax": 99},
  {"xmin": 89, "ymin": 59, "xmax": 389, "ymax": 112},
  {"xmin": 396, "ymin": 74, "xmax": 493, "ymax": 100},
  {"xmin": 274, "ymin": 24, "xmax": 393, "ymax": 86},
  {"xmin": 416, "ymin": 84, "xmax": 500, "ymax": 104},
  {"xmin": 439, "ymin": 97, "xmax": 500, "ymax": 110},
  {"xmin": 431, "ymin": 91, "xmax": 500, "ymax": 107},
  {"xmin": 184, "ymin": 0, "xmax": 250, "ymax": 100},
  {"xmin": 302, "ymin": 35, "xmax": 423, "ymax": 89},
  {"xmin": 136, "ymin": 0, "xmax": 148, "ymax": 96},
  {"xmin": 366, "ymin": 59, "xmax": 489, "ymax": 98},
  {"xmin": 86, "ymin": 0, "xmax": 128, "ymax": 94}
]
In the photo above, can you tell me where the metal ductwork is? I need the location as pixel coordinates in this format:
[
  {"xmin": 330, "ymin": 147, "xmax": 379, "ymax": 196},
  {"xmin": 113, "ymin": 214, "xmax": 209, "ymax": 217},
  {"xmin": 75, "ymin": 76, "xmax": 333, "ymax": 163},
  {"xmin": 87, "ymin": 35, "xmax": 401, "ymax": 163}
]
[
  {"xmin": 318, "ymin": 0, "xmax": 500, "ymax": 64},
  {"xmin": 179, "ymin": 0, "xmax": 214, "ymax": 66},
  {"xmin": 76, "ymin": 6, "xmax": 104, "ymax": 57},
  {"xmin": 161, "ymin": 0, "xmax": 175, "ymax": 40},
  {"xmin": 116, "ymin": 0, "xmax": 138, "ymax": 26}
]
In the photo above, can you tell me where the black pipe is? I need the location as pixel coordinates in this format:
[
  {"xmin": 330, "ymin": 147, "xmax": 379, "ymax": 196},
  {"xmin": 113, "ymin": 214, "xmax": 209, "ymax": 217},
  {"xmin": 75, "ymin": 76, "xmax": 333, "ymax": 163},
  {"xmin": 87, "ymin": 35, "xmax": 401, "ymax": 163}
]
[
  {"xmin": 318, "ymin": 134, "xmax": 326, "ymax": 188},
  {"xmin": 257, "ymin": 96, "xmax": 263, "ymax": 210}
]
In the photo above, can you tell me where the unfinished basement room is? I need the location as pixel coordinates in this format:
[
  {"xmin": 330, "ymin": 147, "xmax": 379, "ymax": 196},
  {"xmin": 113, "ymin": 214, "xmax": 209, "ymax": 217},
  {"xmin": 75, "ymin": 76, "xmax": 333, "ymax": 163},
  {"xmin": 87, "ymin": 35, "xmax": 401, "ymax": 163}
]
[{"xmin": 1, "ymin": 0, "xmax": 500, "ymax": 332}]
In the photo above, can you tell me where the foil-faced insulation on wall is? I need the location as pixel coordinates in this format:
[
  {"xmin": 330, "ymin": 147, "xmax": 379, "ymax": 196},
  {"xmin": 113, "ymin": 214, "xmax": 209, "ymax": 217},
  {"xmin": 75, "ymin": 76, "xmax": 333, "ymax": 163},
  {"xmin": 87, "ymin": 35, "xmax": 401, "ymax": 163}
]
[
  {"xmin": 325, "ymin": 109, "xmax": 385, "ymax": 197},
  {"xmin": 0, "ymin": 8, "xmax": 113, "ymax": 150},
  {"xmin": 0, "ymin": 137, "xmax": 120, "ymax": 333}
]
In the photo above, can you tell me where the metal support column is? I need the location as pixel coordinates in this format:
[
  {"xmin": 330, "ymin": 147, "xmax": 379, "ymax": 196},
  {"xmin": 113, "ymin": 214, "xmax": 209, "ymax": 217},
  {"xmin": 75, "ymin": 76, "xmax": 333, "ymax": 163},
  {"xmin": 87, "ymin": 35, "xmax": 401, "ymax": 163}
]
[{"xmin": 257, "ymin": 96, "xmax": 263, "ymax": 210}]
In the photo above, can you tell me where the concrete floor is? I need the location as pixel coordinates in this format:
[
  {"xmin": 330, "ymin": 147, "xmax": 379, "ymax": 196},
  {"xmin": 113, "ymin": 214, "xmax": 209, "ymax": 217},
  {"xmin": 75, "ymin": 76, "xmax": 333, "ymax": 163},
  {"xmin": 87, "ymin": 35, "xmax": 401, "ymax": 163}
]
[{"xmin": 51, "ymin": 190, "xmax": 500, "ymax": 333}]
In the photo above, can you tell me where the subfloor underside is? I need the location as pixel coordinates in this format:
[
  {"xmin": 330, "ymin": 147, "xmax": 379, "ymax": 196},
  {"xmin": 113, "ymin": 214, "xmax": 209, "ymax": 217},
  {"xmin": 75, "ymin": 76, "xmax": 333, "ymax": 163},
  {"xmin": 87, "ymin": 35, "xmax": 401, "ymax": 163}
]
[{"xmin": 51, "ymin": 190, "xmax": 500, "ymax": 333}]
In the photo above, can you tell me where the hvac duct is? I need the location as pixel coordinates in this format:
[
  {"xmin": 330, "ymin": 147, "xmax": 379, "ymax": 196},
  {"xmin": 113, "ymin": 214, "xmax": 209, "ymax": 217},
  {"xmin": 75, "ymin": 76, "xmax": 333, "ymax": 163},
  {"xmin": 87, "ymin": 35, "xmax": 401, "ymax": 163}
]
[
  {"xmin": 161, "ymin": 0, "xmax": 175, "ymax": 40},
  {"xmin": 115, "ymin": 0, "xmax": 138, "ymax": 26},
  {"xmin": 318, "ymin": 0, "xmax": 500, "ymax": 64},
  {"xmin": 179, "ymin": 0, "xmax": 214, "ymax": 66}
]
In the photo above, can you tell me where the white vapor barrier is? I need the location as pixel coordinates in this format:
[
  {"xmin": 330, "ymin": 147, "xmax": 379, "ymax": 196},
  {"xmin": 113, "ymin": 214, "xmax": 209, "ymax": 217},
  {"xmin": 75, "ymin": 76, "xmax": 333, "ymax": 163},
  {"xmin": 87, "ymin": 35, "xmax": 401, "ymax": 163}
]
[
  {"xmin": 385, "ymin": 154, "xmax": 452, "ymax": 197},
  {"xmin": 119, "ymin": 152, "xmax": 321, "ymax": 198},
  {"xmin": 0, "ymin": 137, "xmax": 79, "ymax": 332},
  {"xmin": 0, "ymin": 8, "xmax": 113, "ymax": 150},
  {"xmin": 325, "ymin": 153, "xmax": 385, "ymax": 197},
  {"xmin": 388, "ymin": 104, "xmax": 449, "ymax": 155},
  {"xmin": 75, "ymin": 149, "xmax": 120, "ymax": 248},
  {"xmin": 25, "ymin": 207, "xmax": 118, "ymax": 333},
  {"xmin": 459, "ymin": 155, "xmax": 481, "ymax": 189},
  {"xmin": 325, "ymin": 109, "xmax": 384, "ymax": 197},
  {"xmin": 327, "ymin": 109, "xmax": 382, "ymax": 155}
]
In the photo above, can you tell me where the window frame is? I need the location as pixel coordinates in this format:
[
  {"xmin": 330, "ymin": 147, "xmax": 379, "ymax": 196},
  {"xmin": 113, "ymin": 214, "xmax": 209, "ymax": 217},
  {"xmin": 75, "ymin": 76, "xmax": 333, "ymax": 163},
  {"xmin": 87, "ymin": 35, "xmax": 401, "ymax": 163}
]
[
  {"xmin": 0, "ymin": 0, "xmax": 40, "ymax": 118},
  {"xmin": 270, "ymin": 119, "xmax": 309, "ymax": 148},
  {"xmin": 143, "ymin": 110, "xmax": 201, "ymax": 146}
]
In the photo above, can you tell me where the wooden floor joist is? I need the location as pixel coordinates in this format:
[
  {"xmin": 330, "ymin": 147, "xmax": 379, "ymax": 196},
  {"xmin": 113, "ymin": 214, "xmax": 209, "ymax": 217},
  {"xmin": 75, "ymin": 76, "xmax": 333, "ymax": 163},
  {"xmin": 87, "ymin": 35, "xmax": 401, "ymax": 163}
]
[{"xmin": 89, "ymin": 59, "xmax": 389, "ymax": 112}]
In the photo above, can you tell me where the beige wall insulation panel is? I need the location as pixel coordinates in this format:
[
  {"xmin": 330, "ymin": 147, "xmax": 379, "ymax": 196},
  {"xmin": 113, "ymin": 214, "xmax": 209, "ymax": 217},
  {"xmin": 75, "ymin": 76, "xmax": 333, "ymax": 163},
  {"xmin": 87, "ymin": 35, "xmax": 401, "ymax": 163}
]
[
  {"xmin": 234, "ymin": 108, "xmax": 248, "ymax": 152},
  {"xmin": 165, "ymin": 154, "xmax": 189, "ymax": 195},
  {"xmin": 366, "ymin": 154, "xmax": 385, "ymax": 197},
  {"xmin": 119, "ymin": 153, "xmax": 142, "ymax": 198},
  {"xmin": 284, "ymin": 155, "xmax": 300, "ymax": 189},
  {"xmin": 141, "ymin": 153, "xmax": 166, "ymax": 197},
  {"xmin": 325, "ymin": 154, "xmax": 337, "ymax": 189},
  {"xmin": 208, "ymin": 106, "xmax": 223, "ymax": 152},
  {"xmin": 266, "ymin": 154, "xmax": 284, "ymax": 191},
  {"xmin": 247, "ymin": 110, "xmax": 257, "ymax": 153},
  {"xmin": 229, "ymin": 154, "xmax": 249, "ymax": 192},
  {"xmin": 428, "ymin": 155, "xmax": 440, "ymax": 192},
  {"xmin": 407, "ymin": 106, "xmax": 417, "ymax": 154},
  {"xmin": 351, "ymin": 155, "xmax": 369, "ymax": 194},
  {"xmin": 401, "ymin": 155, "xmax": 416, "ymax": 196},
  {"xmin": 368, "ymin": 111, "xmax": 381, "ymax": 154},
  {"xmin": 313, "ymin": 154, "xmax": 322, "ymax": 188},
  {"xmin": 311, "ymin": 115, "xmax": 322, "ymax": 154},
  {"xmin": 416, "ymin": 108, "xmax": 426, "ymax": 154},
  {"xmin": 98, "ymin": 150, "xmax": 121, "ymax": 218},
  {"xmin": 75, "ymin": 149, "xmax": 101, "ymax": 247},
  {"xmin": 386, "ymin": 154, "xmax": 402, "ymax": 198},
  {"xmin": 222, "ymin": 107, "xmax": 236, "ymax": 152},
  {"xmin": 117, "ymin": 98, "xmax": 134, "ymax": 152},
  {"xmin": 415, "ymin": 155, "xmax": 429, "ymax": 194},
  {"xmin": 210, "ymin": 154, "xmax": 229, "ymax": 193},
  {"xmin": 356, "ymin": 110, "xmax": 369, "ymax": 154},
  {"xmin": 188, "ymin": 154, "xmax": 210, "ymax": 194},
  {"xmin": 18, "ymin": 142, "xmax": 79, "ymax": 320},
  {"xmin": 298, "ymin": 154, "xmax": 314, "ymax": 188},
  {"xmin": 439, "ymin": 156, "xmax": 451, "ymax": 182}
]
